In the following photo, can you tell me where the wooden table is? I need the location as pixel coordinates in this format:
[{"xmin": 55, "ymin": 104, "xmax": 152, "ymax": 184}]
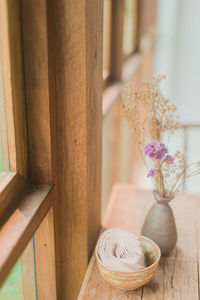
[{"xmin": 78, "ymin": 184, "xmax": 200, "ymax": 299}]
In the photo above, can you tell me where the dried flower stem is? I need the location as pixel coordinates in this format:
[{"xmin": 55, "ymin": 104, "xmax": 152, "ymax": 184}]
[
  {"xmin": 173, "ymin": 169, "xmax": 200, "ymax": 192},
  {"xmin": 121, "ymin": 75, "xmax": 200, "ymax": 199}
]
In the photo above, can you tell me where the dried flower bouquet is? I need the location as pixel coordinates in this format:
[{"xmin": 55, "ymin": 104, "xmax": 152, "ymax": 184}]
[{"xmin": 122, "ymin": 75, "xmax": 200, "ymax": 198}]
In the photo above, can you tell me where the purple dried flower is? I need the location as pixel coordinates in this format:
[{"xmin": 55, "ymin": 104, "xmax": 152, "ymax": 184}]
[
  {"xmin": 165, "ymin": 155, "xmax": 174, "ymax": 164},
  {"xmin": 197, "ymin": 161, "xmax": 200, "ymax": 167},
  {"xmin": 144, "ymin": 141, "xmax": 168, "ymax": 160},
  {"xmin": 147, "ymin": 169, "xmax": 156, "ymax": 177}
]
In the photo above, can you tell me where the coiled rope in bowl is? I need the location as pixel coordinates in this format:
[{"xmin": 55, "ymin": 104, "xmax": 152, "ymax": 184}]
[
  {"xmin": 95, "ymin": 227, "xmax": 161, "ymax": 290},
  {"xmin": 96, "ymin": 227, "xmax": 146, "ymax": 272}
]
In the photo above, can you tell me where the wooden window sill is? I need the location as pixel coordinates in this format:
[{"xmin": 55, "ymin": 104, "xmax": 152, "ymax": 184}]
[
  {"xmin": 78, "ymin": 183, "xmax": 200, "ymax": 299},
  {"xmin": 0, "ymin": 184, "xmax": 53, "ymax": 285}
]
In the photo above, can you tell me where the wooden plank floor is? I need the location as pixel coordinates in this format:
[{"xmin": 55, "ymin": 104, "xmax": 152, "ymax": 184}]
[{"xmin": 78, "ymin": 184, "xmax": 200, "ymax": 299}]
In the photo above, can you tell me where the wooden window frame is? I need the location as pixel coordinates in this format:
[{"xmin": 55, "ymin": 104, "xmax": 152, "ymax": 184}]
[
  {"xmin": 0, "ymin": 0, "xmax": 28, "ymax": 219},
  {"xmin": 0, "ymin": 0, "xmax": 157, "ymax": 299},
  {"xmin": 0, "ymin": 1, "xmax": 103, "ymax": 300},
  {"xmin": 103, "ymin": 0, "xmax": 140, "ymax": 88},
  {"xmin": 103, "ymin": 0, "xmax": 158, "ymax": 118},
  {"xmin": 0, "ymin": 1, "xmax": 54, "ymax": 296}
]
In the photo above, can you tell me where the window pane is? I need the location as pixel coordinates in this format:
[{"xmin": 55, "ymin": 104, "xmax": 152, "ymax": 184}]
[
  {"xmin": 123, "ymin": 0, "xmax": 138, "ymax": 56},
  {"xmin": 0, "ymin": 239, "xmax": 37, "ymax": 300},
  {"xmin": 0, "ymin": 46, "xmax": 9, "ymax": 173},
  {"xmin": 0, "ymin": 259, "xmax": 23, "ymax": 300},
  {"xmin": 103, "ymin": 0, "xmax": 112, "ymax": 80}
]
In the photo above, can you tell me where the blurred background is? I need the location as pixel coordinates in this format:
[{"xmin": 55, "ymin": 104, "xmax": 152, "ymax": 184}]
[
  {"xmin": 102, "ymin": 0, "xmax": 200, "ymax": 218},
  {"xmin": 0, "ymin": 0, "xmax": 200, "ymax": 298}
]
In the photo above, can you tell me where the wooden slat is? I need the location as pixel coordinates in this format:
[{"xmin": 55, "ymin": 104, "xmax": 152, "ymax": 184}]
[
  {"xmin": 0, "ymin": 172, "xmax": 26, "ymax": 222},
  {"xmin": 110, "ymin": 0, "xmax": 125, "ymax": 81},
  {"xmin": 0, "ymin": 185, "xmax": 52, "ymax": 286},
  {"xmin": 34, "ymin": 208, "xmax": 57, "ymax": 300},
  {"xmin": 0, "ymin": 0, "xmax": 27, "ymax": 178},
  {"xmin": 21, "ymin": 0, "xmax": 51, "ymax": 184},
  {"xmin": 21, "ymin": 239, "xmax": 37, "ymax": 300},
  {"xmin": 86, "ymin": 0, "xmax": 103, "ymax": 257},
  {"xmin": 0, "ymin": 98, "xmax": 9, "ymax": 171},
  {"xmin": 47, "ymin": 0, "xmax": 103, "ymax": 299},
  {"xmin": 21, "ymin": 2, "xmax": 56, "ymax": 299},
  {"xmin": 78, "ymin": 184, "xmax": 200, "ymax": 299}
]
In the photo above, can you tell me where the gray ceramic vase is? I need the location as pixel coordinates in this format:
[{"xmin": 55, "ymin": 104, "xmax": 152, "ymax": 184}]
[{"xmin": 141, "ymin": 191, "xmax": 177, "ymax": 256}]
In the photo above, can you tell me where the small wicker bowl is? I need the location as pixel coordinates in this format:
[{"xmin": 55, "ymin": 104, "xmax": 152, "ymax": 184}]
[{"xmin": 95, "ymin": 235, "xmax": 161, "ymax": 290}]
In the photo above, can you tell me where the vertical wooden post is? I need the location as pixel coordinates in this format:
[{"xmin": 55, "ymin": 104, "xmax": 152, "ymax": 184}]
[
  {"xmin": 47, "ymin": 0, "xmax": 103, "ymax": 299},
  {"xmin": 110, "ymin": 0, "xmax": 125, "ymax": 81},
  {"xmin": 21, "ymin": 1, "xmax": 56, "ymax": 299}
]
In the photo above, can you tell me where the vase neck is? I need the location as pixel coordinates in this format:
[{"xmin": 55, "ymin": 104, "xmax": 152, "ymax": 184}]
[{"xmin": 153, "ymin": 191, "xmax": 173, "ymax": 204}]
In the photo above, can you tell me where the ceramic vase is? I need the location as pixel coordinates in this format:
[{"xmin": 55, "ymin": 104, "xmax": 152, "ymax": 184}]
[{"xmin": 141, "ymin": 191, "xmax": 177, "ymax": 256}]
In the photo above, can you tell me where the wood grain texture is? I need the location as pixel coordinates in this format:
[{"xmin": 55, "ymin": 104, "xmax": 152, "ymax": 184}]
[
  {"xmin": 142, "ymin": 258, "xmax": 199, "ymax": 300},
  {"xmin": 0, "ymin": 0, "xmax": 27, "ymax": 178},
  {"xmin": 21, "ymin": 0, "xmax": 51, "ymax": 184},
  {"xmin": 0, "ymin": 185, "xmax": 52, "ymax": 286},
  {"xmin": 21, "ymin": 2, "xmax": 56, "ymax": 299},
  {"xmin": 47, "ymin": 0, "xmax": 103, "ymax": 299},
  {"xmin": 0, "ymin": 172, "xmax": 26, "ymax": 222},
  {"xmin": 86, "ymin": 0, "xmax": 103, "ymax": 255},
  {"xmin": 21, "ymin": 239, "xmax": 36, "ymax": 300},
  {"xmin": 110, "ymin": 0, "xmax": 125, "ymax": 81},
  {"xmin": 78, "ymin": 184, "xmax": 200, "ymax": 299},
  {"xmin": 0, "ymin": 99, "xmax": 9, "ymax": 171},
  {"xmin": 34, "ymin": 208, "xmax": 57, "ymax": 300}
]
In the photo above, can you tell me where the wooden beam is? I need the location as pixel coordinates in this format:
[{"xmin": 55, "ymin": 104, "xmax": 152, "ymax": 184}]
[
  {"xmin": 21, "ymin": 1, "xmax": 56, "ymax": 299},
  {"xmin": 0, "ymin": 172, "xmax": 26, "ymax": 222},
  {"xmin": 110, "ymin": 0, "xmax": 125, "ymax": 81},
  {"xmin": 47, "ymin": 0, "xmax": 103, "ymax": 299},
  {"xmin": 0, "ymin": 0, "xmax": 28, "ymax": 179},
  {"xmin": 21, "ymin": 239, "xmax": 37, "ymax": 300},
  {"xmin": 0, "ymin": 185, "xmax": 52, "ymax": 286},
  {"xmin": 21, "ymin": 0, "xmax": 51, "ymax": 184}
]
